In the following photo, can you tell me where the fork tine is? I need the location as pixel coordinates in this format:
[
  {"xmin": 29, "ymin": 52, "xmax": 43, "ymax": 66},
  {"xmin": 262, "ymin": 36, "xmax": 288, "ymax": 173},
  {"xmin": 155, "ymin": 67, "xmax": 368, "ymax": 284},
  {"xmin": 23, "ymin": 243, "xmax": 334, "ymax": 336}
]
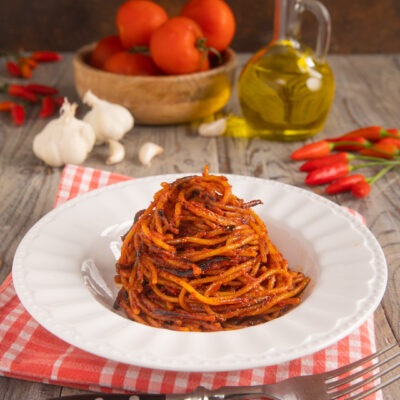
[
  {"xmin": 329, "ymin": 358, "xmax": 400, "ymax": 399},
  {"xmin": 327, "ymin": 350, "xmax": 400, "ymax": 389},
  {"xmin": 324, "ymin": 344, "xmax": 397, "ymax": 380},
  {"xmin": 345, "ymin": 371, "xmax": 400, "ymax": 400}
]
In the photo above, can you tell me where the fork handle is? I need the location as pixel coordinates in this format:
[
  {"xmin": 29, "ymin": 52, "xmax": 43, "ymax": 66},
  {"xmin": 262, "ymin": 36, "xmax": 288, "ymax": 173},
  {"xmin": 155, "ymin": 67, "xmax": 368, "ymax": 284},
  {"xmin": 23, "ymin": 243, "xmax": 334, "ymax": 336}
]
[
  {"xmin": 46, "ymin": 386, "xmax": 281, "ymax": 400},
  {"xmin": 47, "ymin": 395, "xmax": 165, "ymax": 400},
  {"xmin": 166, "ymin": 385, "xmax": 280, "ymax": 400}
]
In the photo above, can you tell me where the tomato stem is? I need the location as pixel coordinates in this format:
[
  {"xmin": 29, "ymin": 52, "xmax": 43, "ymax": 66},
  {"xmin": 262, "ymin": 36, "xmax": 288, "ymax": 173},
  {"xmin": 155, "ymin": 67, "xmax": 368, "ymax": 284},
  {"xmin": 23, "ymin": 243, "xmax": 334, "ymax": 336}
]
[
  {"xmin": 128, "ymin": 46, "xmax": 150, "ymax": 54},
  {"xmin": 195, "ymin": 37, "xmax": 222, "ymax": 64}
]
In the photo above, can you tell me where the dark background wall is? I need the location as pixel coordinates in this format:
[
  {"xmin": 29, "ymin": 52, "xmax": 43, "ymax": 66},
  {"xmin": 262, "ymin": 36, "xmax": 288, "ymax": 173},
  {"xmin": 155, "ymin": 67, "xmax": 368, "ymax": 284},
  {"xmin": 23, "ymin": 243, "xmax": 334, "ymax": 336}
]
[{"xmin": 0, "ymin": 0, "xmax": 399, "ymax": 53}]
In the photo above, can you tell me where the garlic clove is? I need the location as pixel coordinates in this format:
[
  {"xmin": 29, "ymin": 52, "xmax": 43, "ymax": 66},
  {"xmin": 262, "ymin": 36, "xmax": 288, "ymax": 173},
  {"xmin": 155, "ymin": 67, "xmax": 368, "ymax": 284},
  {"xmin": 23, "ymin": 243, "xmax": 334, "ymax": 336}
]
[
  {"xmin": 83, "ymin": 90, "xmax": 101, "ymax": 107},
  {"xmin": 198, "ymin": 118, "xmax": 227, "ymax": 137},
  {"xmin": 32, "ymin": 98, "xmax": 96, "ymax": 167},
  {"xmin": 82, "ymin": 90, "xmax": 134, "ymax": 146},
  {"xmin": 139, "ymin": 142, "xmax": 164, "ymax": 166},
  {"xmin": 106, "ymin": 139, "xmax": 125, "ymax": 165}
]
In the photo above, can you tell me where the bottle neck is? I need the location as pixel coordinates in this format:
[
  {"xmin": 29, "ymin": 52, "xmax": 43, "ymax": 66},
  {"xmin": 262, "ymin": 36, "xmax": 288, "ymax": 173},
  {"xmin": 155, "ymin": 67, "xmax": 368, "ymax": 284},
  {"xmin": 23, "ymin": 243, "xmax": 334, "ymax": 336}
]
[{"xmin": 273, "ymin": 0, "xmax": 303, "ymax": 43}]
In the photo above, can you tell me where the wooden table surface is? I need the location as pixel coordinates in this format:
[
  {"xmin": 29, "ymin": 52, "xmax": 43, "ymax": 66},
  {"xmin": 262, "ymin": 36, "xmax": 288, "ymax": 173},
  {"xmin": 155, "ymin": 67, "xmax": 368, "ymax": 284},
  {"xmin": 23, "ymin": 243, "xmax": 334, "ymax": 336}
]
[{"xmin": 0, "ymin": 53, "xmax": 399, "ymax": 399}]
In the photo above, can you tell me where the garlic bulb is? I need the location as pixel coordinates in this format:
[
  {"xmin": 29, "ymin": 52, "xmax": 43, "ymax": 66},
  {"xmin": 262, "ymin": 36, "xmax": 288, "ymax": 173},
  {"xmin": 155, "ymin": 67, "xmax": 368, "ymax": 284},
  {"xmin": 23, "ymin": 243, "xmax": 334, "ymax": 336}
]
[
  {"xmin": 33, "ymin": 99, "xmax": 96, "ymax": 167},
  {"xmin": 106, "ymin": 139, "xmax": 125, "ymax": 165},
  {"xmin": 139, "ymin": 142, "xmax": 164, "ymax": 166},
  {"xmin": 83, "ymin": 90, "xmax": 134, "ymax": 145},
  {"xmin": 198, "ymin": 118, "xmax": 227, "ymax": 137}
]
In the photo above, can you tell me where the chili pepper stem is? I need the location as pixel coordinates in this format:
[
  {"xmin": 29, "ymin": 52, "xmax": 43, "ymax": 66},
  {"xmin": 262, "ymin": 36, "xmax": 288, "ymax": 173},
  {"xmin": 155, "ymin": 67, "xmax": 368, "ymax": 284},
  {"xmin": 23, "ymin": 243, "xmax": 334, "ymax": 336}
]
[
  {"xmin": 350, "ymin": 153, "xmax": 400, "ymax": 162},
  {"xmin": 381, "ymin": 129, "xmax": 400, "ymax": 140},
  {"xmin": 333, "ymin": 140, "xmax": 370, "ymax": 148},
  {"xmin": 0, "ymin": 50, "xmax": 20, "ymax": 59},
  {"xmin": 351, "ymin": 160, "xmax": 400, "ymax": 171},
  {"xmin": 366, "ymin": 164, "xmax": 396, "ymax": 185},
  {"xmin": 0, "ymin": 83, "xmax": 9, "ymax": 93}
]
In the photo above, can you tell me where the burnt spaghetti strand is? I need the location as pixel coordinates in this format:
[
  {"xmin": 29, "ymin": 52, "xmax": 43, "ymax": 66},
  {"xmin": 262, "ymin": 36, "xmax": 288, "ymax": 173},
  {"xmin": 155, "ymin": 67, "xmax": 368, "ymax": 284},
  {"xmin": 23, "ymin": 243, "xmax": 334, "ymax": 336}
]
[{"xmin": 115, "ymin": 168, "xmax": 310, "ymax": 331}]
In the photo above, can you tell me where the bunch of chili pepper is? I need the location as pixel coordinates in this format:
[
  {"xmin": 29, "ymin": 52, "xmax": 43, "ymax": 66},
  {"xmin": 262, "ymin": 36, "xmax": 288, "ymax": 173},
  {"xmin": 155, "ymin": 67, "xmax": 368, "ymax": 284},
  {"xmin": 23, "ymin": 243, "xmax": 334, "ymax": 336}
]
[
  {"xmin": 3, "ymin": 51, "xmax": 62, "ymax": 80},
  {"xmin": 290, "ymin": 126, "xmax": 400, "ymax": 198},
  {"xmin": 0, "ymin": 83, "xmax": 63, "ymax": 125}
]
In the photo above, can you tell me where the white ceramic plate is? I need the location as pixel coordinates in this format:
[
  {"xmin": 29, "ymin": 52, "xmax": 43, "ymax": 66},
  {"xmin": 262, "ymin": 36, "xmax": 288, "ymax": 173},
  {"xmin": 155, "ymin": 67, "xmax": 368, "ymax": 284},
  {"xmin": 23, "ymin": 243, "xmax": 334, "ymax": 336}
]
[{"xmin": 12, "ymin": 174, "xmax": 387, "ymax": 372}]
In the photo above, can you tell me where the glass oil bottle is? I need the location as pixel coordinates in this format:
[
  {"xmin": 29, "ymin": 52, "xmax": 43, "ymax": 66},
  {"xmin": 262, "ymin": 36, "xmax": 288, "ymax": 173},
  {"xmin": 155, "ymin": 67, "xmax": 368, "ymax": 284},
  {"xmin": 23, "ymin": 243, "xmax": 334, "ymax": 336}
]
[{"xmin": 237, "ymin": 0, "xmax": 335, "ymax": 141}]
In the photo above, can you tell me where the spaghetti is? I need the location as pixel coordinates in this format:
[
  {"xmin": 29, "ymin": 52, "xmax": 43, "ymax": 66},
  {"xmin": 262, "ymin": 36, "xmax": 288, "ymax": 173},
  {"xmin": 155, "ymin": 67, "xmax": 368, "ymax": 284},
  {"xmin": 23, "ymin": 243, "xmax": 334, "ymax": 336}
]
[{"xmin": 114, "ymin": 167, "xmax": 310, "ymax": 331}]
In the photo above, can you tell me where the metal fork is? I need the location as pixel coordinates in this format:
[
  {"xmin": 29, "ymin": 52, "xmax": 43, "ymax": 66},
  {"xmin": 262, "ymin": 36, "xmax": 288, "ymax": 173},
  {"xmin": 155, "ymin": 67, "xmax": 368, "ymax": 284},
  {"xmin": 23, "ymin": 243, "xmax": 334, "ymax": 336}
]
[
  {"xmin": 48, "ymin": 345, "xmax": 400, "ymax": 400},
  {"xmin": 183, "ymin": 344, "xmax": 400, "ymax": 400}
]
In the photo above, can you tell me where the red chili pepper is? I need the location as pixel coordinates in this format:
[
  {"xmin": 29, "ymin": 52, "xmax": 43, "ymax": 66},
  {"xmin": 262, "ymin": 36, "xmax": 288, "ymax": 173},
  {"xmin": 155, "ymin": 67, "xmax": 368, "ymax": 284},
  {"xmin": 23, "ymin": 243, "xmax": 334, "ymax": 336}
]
[
  {"xmin": 8, "ymin": 84, "xmax": 38, "ymax": 102},
  {"xmin": 336, "ymin": 126, "xmax": 383, "ymax": 141},
  {"xmin": 351, "ymin": 180, "xmax": 371, "ymax": 198},
  {"xmin": 305, "ymin": 162, "xmax": 350, "ymax": 185},
  {"xmin": 54, "ymin": 96, "xmax": 65, "ymax": 108},
  {"xmin": 359, "ymin": 142, "xmax": 400, "ymax": 159},
  {"xmin": 18, "ymin": 57, "xmax": 38, "ymax": 69},
  {"xmin": 39, "ymin": 96, "xmax": 56, "ymax": 118},
  {"xmin": 299, "ymin": 152, "xmax": 350, "ymax": 171},
  {"xmin": 378, "ymin": 137, "xmax": 400, "ymax": 149},
  {"xmin": 32, "ymin": 51, "xmax": 62, "ymax": 62},
  {"xmin": 325, "ymin": 174, "xmax": 366, "ymax": 194},
  {"xmin": 291, "ymin": 139, "xmax": 372, "ymax": 160},
  {"xmin": 386, "ymin": 128, "xmax": 399, "ymax": 136},
  {"xmin": 6, "ymin": 61, "xmax": 20, "ymax": 77},
  {"xmin": 11, "ymin": 104, "xmax": 25, "ymax": 125},
  {"xmin": 26, "ymin": 83, "xmax": 58, "ymax": 96},
  {"xmin": 291, "ymin": 141, "xmax": 333, "ymax": 160},
  {"xmin": 328, "ymin": 126, "xmax": 399, "ymax": 142},
  {"xmin": 20, "ymin": 63, "xmax": 32, "ymax": 79},
  {"xmin": 333, "ymin": 137, "xmax": 369, "ymax": 151},
  {"xmin": 0, "ymin": 101, "xmax": 16, "ymax": 112}
]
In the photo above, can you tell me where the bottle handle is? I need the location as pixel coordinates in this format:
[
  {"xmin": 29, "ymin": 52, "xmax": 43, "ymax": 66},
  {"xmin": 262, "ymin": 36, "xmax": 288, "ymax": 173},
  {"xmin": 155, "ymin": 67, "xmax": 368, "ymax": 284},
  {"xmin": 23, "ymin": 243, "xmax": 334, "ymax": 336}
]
[{"xmin": 301, "ymin": 0, "xmax": 331, "ymax": 62}]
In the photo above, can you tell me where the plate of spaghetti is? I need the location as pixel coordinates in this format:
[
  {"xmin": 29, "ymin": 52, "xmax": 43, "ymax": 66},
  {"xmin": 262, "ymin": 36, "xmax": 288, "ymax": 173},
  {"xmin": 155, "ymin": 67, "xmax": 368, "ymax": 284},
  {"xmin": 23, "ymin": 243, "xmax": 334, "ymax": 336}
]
[{"xmin": 12, "ymin": 168, "xmax": 387, "ymax": 371}]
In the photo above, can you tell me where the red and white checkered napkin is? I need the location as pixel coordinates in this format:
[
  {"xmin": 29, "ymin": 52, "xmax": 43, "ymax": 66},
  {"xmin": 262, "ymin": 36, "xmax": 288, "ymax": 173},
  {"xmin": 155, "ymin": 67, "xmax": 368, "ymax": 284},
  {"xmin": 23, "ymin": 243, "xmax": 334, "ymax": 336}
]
[{"xmin": 0, "ymin": 164, "xmax": 380, "ymax": 398}]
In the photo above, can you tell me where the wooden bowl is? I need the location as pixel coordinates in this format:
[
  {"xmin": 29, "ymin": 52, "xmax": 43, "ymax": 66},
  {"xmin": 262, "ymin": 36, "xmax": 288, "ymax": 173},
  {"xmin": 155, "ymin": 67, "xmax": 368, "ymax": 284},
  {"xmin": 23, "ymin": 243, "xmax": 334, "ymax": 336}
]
[{"xmin": 73, "ymin": 43, "xmax": 237, "ymax": 125}]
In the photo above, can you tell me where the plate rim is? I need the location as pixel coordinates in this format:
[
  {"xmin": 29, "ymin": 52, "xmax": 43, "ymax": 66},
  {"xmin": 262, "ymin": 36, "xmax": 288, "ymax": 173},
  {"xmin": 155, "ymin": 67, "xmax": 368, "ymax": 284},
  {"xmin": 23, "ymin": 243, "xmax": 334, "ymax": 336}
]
[{"xmin": 12, "ymin": 173, "xmax": 388, "ymax": 371}]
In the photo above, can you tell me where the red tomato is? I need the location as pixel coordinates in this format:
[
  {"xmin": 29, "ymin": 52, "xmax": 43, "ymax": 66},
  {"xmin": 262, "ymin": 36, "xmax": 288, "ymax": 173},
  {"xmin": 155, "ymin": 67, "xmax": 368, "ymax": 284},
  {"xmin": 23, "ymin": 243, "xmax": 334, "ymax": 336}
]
[
  {"xmin": 180, "ymin": 0, "xmax": 235, "ymax": 51},
  {"xmin": 150, "ymin": 17, "xmax": 209, "ymax": 75},
  {"xmin": 116, "ymin": 0, "xmax": 168, "ymax": 48},
  {"xmin": 199, "ymin": 57, "xmax": 211, "ymax": 71},
  {"xmin": 91, "ymin": 35, "xmax": 125, "ymax": 69},
  {"xmin": 103, "ymin": 52, "xmax": 160, "ymax": 76}
]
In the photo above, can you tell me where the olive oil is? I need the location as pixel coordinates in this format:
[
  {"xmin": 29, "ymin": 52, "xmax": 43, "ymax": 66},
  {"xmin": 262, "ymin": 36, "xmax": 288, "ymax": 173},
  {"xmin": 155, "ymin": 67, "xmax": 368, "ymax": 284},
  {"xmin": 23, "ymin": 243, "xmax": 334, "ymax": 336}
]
[
  {"xmin": 238, "ymin": 41, "xmax": 335, "ymax": 141},
  {"xmin": 235, "ymin": 0, "xmax": 335, "ymax": 141}
]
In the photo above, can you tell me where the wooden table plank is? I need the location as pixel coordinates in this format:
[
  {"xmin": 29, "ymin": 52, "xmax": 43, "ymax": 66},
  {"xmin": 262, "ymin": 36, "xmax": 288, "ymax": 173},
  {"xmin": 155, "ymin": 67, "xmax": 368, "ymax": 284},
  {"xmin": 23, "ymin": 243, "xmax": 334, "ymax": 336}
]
[
  {"xmin": 0, "ymin": 53, "xmax": 399, "ymax": 399},
  {"xmin": 0, "ymin": 379, "xmax": 61, "ymax": 400}
]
